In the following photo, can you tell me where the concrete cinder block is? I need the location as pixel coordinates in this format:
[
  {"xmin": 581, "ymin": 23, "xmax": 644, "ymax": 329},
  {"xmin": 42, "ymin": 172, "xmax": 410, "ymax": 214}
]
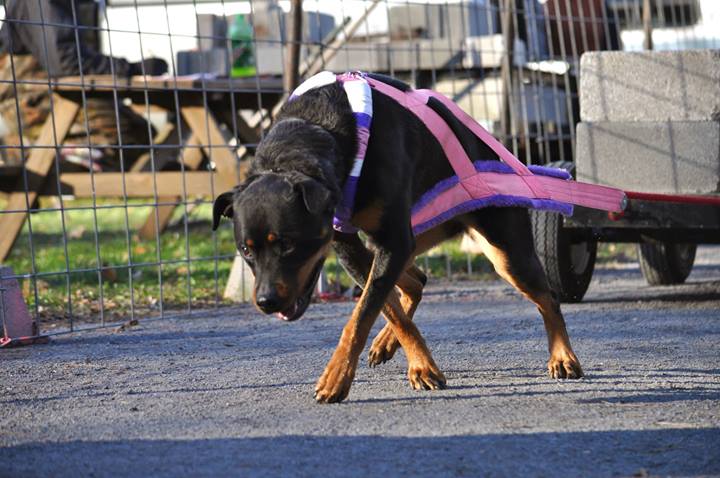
[
  {"xmin": 176, "ymin": 49, "xmax": 230, "ymax": 76},
  {"xmin": 382, "ymin": 39, "xmax": 457, "ymax": 71},
  {"xmin": 196, "ymin": 14, "xmax": 227, "ymax": 51},
  {"xmin": 580, "ymin": 50, "xmax": 720, "ymax": 122},
  {"xmin": 388, "ymin": 3, "xmax": 497, "ymax": 42},
  {"xmin": 325, "ymin": 43, "xmax": 386, "ymax": 73},
  {"xmin": 576, "ymin": 121, "xmax": 720, "ymax": 194},
  {"xmin": 329, "ymin": 39, "xmax": 458, "ymax": 72}
]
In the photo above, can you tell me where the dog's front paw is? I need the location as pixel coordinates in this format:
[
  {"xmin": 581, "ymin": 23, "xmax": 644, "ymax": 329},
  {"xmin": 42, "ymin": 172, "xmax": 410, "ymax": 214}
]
[
  {"xmin": 314, "ymin": 354, "xmax": 357, "ymax": 403},
  {"xmin": 368, "ymin": 324, "xmax": 400, "ymax": 367},
  {"xmin": 408, "ymin": 359, "xmax": 447, "ymax": 391},
  {"xmin": 547, "ymin": 348, "xmax": 584, "ymax": 379}
]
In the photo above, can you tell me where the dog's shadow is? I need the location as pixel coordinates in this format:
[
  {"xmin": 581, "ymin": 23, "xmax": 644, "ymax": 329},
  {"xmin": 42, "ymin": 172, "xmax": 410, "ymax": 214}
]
[{"xmin": 351, "ymin": 367, "xmax": 720, "ymax": 405}]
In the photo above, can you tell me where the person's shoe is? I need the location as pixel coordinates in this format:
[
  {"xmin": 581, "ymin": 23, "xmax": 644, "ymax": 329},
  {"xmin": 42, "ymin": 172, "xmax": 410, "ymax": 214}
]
[{"xmin": 129, "ymin": 58, "xmax": 168, "ymax": 76}]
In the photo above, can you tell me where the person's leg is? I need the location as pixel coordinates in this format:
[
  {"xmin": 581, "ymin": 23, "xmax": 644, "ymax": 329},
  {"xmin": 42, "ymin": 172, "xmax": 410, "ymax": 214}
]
[
  {"xmin": 68, "ymin": 99, "xmax": 155, "ymax": 171},
  {"xmin": 0, "ymin": 54, "xmax": 51, "ymax": 166}
]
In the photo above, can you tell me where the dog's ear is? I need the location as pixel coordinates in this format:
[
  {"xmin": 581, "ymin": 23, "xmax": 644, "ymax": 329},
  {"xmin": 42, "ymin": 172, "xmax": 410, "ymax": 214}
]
[
  {"xmin": 212, "ymin": 191, "xmax": 235, "ymax": 231},
  {"xmin": 213, "ymin": 175, "xmax": 261, "ymax": 230},
  {"xmin": 296, "ymin": 178, "xmax": 331, "ymax": 215}
]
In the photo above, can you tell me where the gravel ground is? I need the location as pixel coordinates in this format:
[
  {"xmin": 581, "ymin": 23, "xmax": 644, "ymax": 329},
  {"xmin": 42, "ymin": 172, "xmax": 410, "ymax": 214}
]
[{"xmin": 2, "ymin": 247, "xmax": 719, "ymax": 477}]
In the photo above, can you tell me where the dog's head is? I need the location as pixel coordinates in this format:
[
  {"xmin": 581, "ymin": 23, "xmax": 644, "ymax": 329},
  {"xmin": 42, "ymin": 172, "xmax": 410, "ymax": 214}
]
[
  {"xmin": 213, "ymin": 172, "xmax": 334, "ymax": 321},
  {"xmin": 213, "ymin": 121, "xmax": 339, "ymax": 321}
]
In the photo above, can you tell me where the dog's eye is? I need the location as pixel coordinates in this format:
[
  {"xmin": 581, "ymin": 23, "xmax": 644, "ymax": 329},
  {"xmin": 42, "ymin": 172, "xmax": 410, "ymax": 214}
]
[{"xmin": 240, "ymin": 245, "xmax": 253, "ymax": 258}]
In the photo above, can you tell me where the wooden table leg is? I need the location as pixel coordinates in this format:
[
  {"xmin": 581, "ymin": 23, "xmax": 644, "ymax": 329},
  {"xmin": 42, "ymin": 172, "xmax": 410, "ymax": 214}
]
[
  {"xmin": 139, "ymin": 106, "xmax": 260, "ymax": 240},
  {"xmin": 138, "ymin": 134, "xmax": 204, "ymax": 240},
  {"xmin": 0, "ymin": 95, "xmax": 79, "ymax": 262},
  {"xmin": 130, "ymin": 122, "xmax": 176, "ymax": 174},
  {"xmin": 180, "ymin": 106, "xmax": 241, "ymax": 191}
]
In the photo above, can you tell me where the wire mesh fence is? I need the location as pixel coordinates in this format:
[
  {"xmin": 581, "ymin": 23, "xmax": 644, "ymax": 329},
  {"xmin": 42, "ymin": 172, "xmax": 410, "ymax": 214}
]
[{"xmin": 0, "ymin": 0, "xmax": 717, "ymax": 338}]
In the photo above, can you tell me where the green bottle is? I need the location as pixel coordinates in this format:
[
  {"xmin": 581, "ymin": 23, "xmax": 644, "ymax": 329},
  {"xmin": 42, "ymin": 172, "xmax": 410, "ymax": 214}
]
[{"xmin": 229, "ymin": 14, "xmax": 257, "ymax": 77}]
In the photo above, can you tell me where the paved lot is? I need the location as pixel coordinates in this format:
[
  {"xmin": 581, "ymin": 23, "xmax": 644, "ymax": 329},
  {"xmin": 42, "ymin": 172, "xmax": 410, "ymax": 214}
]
[{"xmin": 2, "ymin": 247, "xmax": 719, "ymax": 477}]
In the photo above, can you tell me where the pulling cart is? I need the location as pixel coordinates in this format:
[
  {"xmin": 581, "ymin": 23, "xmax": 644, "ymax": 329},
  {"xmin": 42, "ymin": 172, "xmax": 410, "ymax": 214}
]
[
  {"xmin": 531, "ymin": 49, "xmax": 720, "ymax": 302},
  {"xmin": 532, "ymin": 161, "xmax": 720, "ymax": 302}
]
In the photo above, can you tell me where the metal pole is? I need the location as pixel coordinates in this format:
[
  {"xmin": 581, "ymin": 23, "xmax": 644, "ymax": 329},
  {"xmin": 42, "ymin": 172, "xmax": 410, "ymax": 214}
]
[
  {"xmin": 500, "ymin": 0, "xmax": 516, "ymax": 149},
  {"xmin": 643, "ymin": 0, "xmax": 654, "ymax": 50},
  {"xmin": 267, "ymin": 0, "xmax": 381, "ymax": 121},
  {"xmin": 0, "ymin": 283, "xmax": 6, "ymax": 343},
  {"xmin": 285, "ymin": 0, "xmax": 303, "ymax": 93}
]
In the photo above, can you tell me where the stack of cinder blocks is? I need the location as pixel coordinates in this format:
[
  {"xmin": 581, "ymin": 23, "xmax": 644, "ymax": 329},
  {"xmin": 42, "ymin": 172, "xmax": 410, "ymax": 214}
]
[{"xmin": 576, "ymin": 50, "xmax": 720, "ymax": 194}]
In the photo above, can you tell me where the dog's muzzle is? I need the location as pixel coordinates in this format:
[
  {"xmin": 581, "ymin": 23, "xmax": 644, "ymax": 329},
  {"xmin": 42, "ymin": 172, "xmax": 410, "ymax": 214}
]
[{"xmin": 276, "ymin": 260, "xmax": 325, "ymax": 322}]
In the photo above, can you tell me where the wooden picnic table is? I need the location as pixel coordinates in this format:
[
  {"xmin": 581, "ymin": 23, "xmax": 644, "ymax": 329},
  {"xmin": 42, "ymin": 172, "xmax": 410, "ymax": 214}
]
[
  {"xmin": 46, "ymin": 74, "xmax": 284, "ymax": 108},
  {"xmin": 0, "ymin": 74, "xmax": 284, "ymax": 262}
]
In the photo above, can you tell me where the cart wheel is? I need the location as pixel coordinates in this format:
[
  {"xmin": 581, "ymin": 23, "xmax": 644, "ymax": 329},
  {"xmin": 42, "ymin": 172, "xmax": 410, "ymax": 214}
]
[
  {"xmin": 530, "ymin": 161, "xmax": 596, "ymax": 303},
  {"xmin": 637, "ymin": 242, "xmax": 696, "ymax": 285},
  {"xmin": 532, "ymin": 209, "xmax": 597, "ymax": 303}
]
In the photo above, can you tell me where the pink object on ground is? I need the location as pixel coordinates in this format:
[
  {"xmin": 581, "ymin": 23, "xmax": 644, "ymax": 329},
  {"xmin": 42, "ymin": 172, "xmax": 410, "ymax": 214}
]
[{"xmin": 1, "ymin": 267, "xmax": 48, "ymax": 348}]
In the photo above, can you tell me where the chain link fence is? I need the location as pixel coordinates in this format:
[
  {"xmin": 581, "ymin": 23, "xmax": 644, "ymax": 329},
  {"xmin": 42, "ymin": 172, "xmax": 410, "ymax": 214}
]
[{"xmin": 0, "ymin": 0, "xmax": 718, "ymax": 338}]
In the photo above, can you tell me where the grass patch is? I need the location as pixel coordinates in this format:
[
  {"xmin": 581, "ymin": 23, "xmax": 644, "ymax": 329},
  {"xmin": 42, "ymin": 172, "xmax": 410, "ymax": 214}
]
[
  {"xmin": 597, "ymin": 243, "xmax": 637, "ymax": 264},
  {"xmin": 3, "ymin": 197, "xmax": 496, "ymax": 323},
  {"xmin": 323, "ymin": 239, "xmax": 497, "ymax": 292},
  {"xmin": 4, "ymin": 197, "xmax": 236, "ymax": 325}
]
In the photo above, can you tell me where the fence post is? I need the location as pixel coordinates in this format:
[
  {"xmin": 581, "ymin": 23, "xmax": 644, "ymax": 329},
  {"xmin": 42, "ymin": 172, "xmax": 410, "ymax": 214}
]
[
  {"xmin": 284, "ymin": 0, "xmax": 303, "ymax": 93},
  {"xmin": 642, "ymin": 0, "xmax": 654, "ymax": 51},
  {"xmin": 500, "ymin": 0, "xmax": 516, "ymax": 149}
]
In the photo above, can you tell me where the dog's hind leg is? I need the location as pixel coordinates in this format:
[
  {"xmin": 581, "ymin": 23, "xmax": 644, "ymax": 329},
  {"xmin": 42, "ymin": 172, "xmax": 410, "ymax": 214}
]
[
  {"xmin": 368, "ymin": 265, "xmax": 426, "ymax": 366},
  {"xmin": 465, "ymin": 208, "xmax": 583, "ymax": 379}
]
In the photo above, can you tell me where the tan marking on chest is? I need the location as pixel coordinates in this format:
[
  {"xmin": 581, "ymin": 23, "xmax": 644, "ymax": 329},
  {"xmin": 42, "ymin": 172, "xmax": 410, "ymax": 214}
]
[{"xmin": 351, "ymin": 200, "xmax": 384, "ymax": 232}]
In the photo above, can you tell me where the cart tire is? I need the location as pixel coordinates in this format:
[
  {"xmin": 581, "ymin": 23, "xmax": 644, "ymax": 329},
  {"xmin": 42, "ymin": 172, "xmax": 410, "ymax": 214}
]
[
  {"xmin": 530, "ymin": 161, "xmax": 596, "ymax": 303},
  {"xmin": 637, "ymin": 242, "xmax": 696, "ymax": 285},
  {"xmin": 532, "ymin": 209, "xmax": 597, "ymax": 303}
]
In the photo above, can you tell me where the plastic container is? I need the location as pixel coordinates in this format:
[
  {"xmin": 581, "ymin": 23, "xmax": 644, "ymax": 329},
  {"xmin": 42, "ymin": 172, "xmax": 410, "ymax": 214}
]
[{"xmin": 229, "ymin": 14, "xmax": 257, "ymax": 77}]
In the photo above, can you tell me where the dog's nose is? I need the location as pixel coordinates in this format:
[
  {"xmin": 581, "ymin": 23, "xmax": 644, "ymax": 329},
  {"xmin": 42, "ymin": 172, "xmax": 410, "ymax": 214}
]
[{"xmin": 256, "ymin": 294, "xmax": 279, "ymax": 313}]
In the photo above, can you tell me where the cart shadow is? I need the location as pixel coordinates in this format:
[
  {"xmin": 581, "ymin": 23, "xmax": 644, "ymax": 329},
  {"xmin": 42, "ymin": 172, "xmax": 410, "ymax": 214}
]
[{"xmin": 582, "ymin": 287, "xmax": 720, "ymax": 304}]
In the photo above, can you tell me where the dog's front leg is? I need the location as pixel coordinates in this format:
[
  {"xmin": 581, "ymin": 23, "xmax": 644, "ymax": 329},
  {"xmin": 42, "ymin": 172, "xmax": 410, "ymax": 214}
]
[
  {"xmin": 315, "ymin": 234, "xmax": 444, "ymax": 403},
  {"xmin": 314, "ymin": 233, "xmax": 409, "ymax": 403}
]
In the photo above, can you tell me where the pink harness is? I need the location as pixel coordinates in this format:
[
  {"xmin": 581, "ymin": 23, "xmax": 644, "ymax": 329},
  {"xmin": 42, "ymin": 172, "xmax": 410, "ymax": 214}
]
[{"xmin": 363, "ymin": 77, "xmax": 627, "ymax": 235}]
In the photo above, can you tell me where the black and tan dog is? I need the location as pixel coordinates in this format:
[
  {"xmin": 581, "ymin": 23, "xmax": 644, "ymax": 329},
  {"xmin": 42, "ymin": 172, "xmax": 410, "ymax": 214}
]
[{"xmin": 213, "ymin": 74, "xmax": 583, "ymax": 403}]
